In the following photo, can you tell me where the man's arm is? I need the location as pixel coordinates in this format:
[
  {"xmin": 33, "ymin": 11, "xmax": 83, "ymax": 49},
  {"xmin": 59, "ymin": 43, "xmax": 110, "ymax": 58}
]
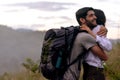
[
  {"xmin": 90, "ymin": 45, "xmax": 108, "ymax": 61},
  {"xmin": 80, "ymin": 25, "xmax": 112, "ymax": 51},
  {"xmin": 80, "ymin": 33, "xmax": 108, "ymax": 61}
]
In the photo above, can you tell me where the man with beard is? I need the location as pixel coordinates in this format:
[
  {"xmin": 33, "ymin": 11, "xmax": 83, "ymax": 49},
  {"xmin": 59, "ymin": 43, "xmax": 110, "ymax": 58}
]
[
  {"xmin": 63, "ymin": 7, "xmax": 110, "ymax": 80},
  {"xmin": 81, "ymin": 9, "xmax": 112, "ymax": 80}
]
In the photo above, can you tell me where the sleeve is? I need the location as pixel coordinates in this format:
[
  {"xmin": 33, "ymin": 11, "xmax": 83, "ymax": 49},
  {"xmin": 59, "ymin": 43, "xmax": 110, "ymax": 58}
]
[
  {"xmin": 96, "ymin": 35, "xmax": 112, "ymax": 52},
  {"xmin": 80, "ymin": 33, "xmax": 97, "ymax": 50}
]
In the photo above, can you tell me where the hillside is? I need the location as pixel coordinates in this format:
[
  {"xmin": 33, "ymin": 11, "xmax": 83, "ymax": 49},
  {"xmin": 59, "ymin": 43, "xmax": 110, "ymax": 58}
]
[
  {"xmin": 0, "ymin": 25, "xmax": 45, "ymax": 74},
  {"xmin": 0, "ymin": 25, "xmax": 120, "ymax": 80}
]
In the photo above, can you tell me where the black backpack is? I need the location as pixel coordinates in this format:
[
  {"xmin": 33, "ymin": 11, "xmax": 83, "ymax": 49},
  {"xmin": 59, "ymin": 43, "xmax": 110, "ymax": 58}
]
[{"xmin": 39, "ymin": 26, "xmax": 86, "ymax": 79}]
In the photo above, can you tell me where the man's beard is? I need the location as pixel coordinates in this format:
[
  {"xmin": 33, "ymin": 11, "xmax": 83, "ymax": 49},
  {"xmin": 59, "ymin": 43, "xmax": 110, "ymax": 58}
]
[{"xmin": 86, "ymin": 19, "xmax": 97, "ymax": 30}]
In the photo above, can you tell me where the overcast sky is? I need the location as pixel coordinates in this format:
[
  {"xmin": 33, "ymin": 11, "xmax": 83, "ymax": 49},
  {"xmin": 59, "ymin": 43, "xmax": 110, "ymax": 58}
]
[{"xmin": 0, "ymin": 0, "xmax": 120, "ymax": 39}]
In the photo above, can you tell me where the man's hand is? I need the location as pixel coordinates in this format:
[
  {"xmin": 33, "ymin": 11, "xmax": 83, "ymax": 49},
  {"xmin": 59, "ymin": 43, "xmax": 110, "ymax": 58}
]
[{"xmin": 97, "ymin": 25, "xmax": 108, "ymax": 37}]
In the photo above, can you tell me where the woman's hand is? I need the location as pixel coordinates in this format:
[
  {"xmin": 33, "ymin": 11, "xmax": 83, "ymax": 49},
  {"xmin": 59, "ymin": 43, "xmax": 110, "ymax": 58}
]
[
  {"xmin": 80, "ymin": 25, "xmax": 96, "ymax": 38},
  {"xmin": 97, "ymin": 25, "xmax": 108, "ymax": 37}
]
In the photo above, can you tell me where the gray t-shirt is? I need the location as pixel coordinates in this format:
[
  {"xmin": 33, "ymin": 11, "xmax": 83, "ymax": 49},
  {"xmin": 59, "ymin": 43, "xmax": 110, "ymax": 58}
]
[
  {"xmin": 63, "ymin": 32, "xmax": 97, "ymax": 80},
  {"xmin": 70, "ymin": 32, "xmax": 97, "ymax": 63}
]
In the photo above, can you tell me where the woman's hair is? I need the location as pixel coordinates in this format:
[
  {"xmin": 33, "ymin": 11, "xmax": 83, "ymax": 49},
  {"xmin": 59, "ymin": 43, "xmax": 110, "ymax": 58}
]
[{"xmin": 94, "ymin": 9, "xmax": 106, "ymax": 26}]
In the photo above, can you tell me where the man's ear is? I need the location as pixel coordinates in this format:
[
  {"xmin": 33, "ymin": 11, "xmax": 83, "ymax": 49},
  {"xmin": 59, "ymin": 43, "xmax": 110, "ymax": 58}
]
[{"xmin": 80, "ymin": 18, "xmax": 86, "ymax": 24}]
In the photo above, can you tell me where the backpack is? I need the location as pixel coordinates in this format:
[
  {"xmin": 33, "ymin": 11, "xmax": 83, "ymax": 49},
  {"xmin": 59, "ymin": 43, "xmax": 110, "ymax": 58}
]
[{"xmin": 39, "ymin": 26, "xmax": 86, "ymax": 79}]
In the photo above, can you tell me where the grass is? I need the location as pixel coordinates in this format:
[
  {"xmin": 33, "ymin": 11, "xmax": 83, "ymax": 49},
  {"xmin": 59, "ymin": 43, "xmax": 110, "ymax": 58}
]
[
  {"xmin": 0, "ymin": 70, "xmax": 47, "ymax": 80},
  {"xmin": 105, "ymin": 42, "xmax": 120, "ymax": 80},
  {"xmin": 0, "ymin": 43, "xmax": 120, "ymax": 80}
]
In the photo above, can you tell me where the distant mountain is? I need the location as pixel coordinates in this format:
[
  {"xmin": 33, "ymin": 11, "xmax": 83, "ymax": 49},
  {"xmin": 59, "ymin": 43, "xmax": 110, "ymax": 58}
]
[
  {"xmin": 16, "ymin": 28, "xmax": 35, "ymax": 32},
  {"xmin": 0, "ymin": 25, "xmax": 45, "ymax": 74},
  {"xmin": 110, "ymin": 39, "xmax": 120, "ymax": 44}
]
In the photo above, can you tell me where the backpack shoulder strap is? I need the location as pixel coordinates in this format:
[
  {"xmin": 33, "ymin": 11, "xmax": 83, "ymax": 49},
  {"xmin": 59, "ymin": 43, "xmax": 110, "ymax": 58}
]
[
  {"xmin": 67, "ymin": 50, "xmax": 87, "ymax": 68},
  {"xmin": 66, "ymin": 26, "xmax": 88, "ymax": 68}
]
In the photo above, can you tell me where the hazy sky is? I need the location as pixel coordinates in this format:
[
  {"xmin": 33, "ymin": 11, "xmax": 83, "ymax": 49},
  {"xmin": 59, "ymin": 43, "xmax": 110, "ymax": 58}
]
[{"xmin": 0, "ymin": 0, "xmax": 120, "ymax": 39}]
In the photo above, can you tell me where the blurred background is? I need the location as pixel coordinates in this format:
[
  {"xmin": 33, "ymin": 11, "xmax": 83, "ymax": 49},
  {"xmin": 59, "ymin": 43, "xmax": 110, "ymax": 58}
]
[{"xmin": 0, "ymin": 0, "xmax": 120, "ymax": 80}]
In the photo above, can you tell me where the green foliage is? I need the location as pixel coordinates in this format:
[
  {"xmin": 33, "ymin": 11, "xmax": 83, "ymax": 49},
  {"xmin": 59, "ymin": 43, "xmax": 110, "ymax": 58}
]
[
  {"xmin": 22, "ymin": 58, "xmax": 39, "ymax": 73},
  {"xmin": 0, "ymin": 71, "xmax": 46, "ymax": 80},
  {"xmin": 0, "ymin": 43, "xmax": 120, "ymax": 80},
  {"xmin": 0, "ymin": 58, "xmax": 47, "ymax": 80},
  {"xmin": 105, "ymin": 43, "xmax": 120, "ymax": 80},
  {"xmin": 104, "ymin": 64, "xmax": 120, "ymax": 80}
]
